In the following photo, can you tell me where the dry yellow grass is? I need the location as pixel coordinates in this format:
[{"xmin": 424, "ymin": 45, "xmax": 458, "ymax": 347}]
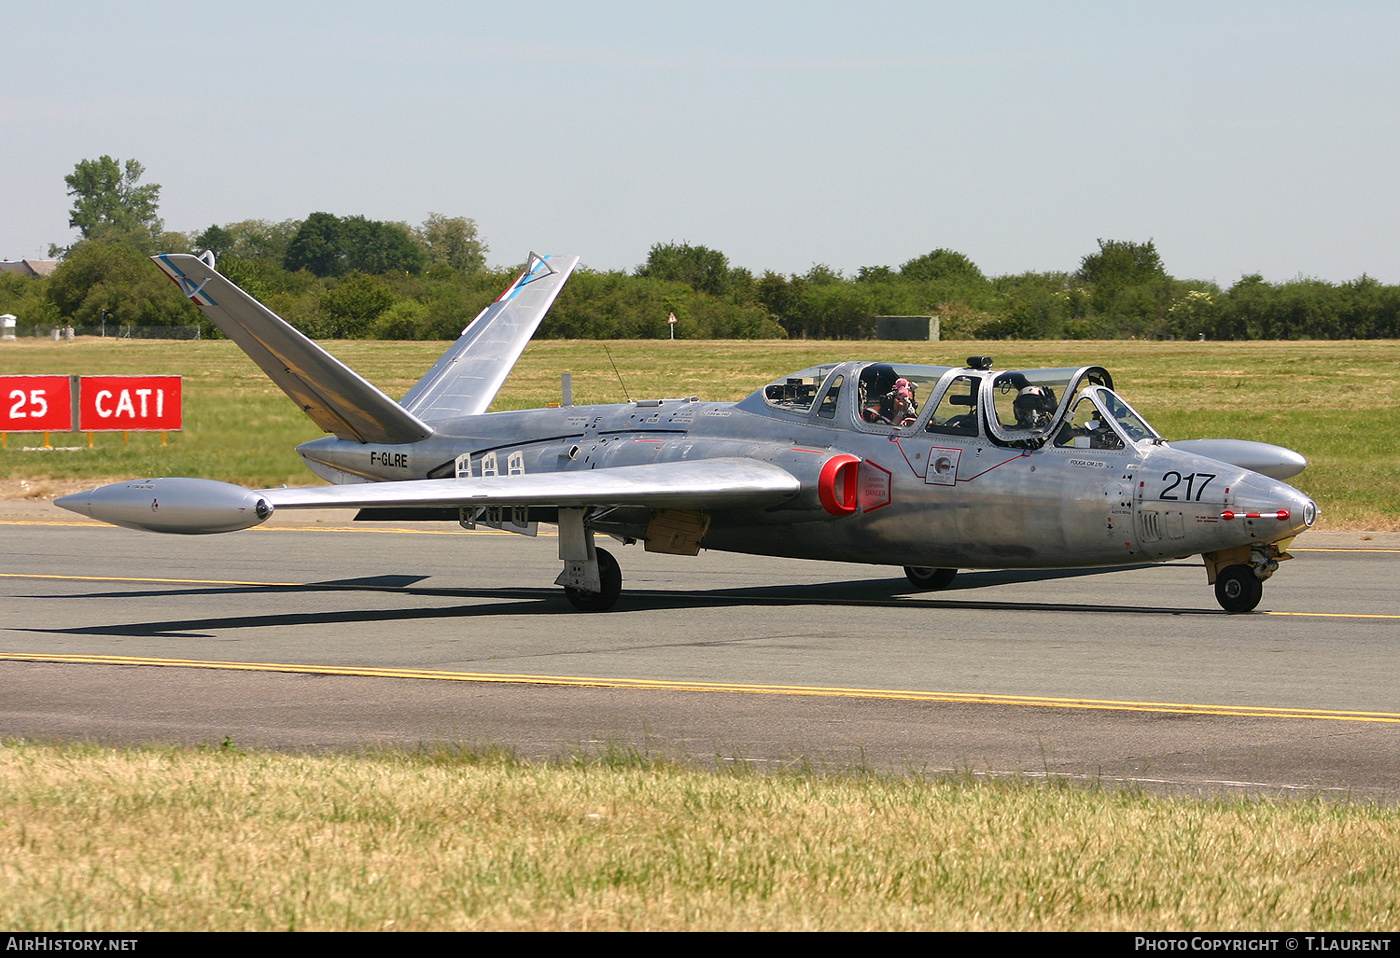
[{"xmin": 2, "ymin": 742, "xmax": 1397, "ymax": 931}]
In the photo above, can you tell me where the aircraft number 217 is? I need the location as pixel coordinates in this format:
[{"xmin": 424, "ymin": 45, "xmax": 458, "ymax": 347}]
[{"xmin": 1160, "ymin": 472, "xmax": 1215, "ymax": 501}]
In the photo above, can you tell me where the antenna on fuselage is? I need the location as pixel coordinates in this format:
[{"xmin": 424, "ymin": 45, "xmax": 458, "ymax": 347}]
[{"xmin": 602, "ymin": 343, "xmax": 632, "ymax": 403}]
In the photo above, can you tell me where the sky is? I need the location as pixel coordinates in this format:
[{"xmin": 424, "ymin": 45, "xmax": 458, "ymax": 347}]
[{"xmin": 5, "ymin": 1, "xmax": 1398, "ymax": 285}]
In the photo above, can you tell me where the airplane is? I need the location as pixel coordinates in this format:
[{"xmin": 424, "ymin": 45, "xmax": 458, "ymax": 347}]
[{"xmin": 56, "ymin": 251, "xmax": 1318, "ymax": 614}]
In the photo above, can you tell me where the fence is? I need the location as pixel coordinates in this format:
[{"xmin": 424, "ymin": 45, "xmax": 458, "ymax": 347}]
[{"xmin": 11, "ymin": 325, "xmax": 203, "ymax": 341}]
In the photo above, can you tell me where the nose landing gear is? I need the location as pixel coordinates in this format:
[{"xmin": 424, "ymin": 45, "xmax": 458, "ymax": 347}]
[
  {"xmin": 1204, "ymin": 541, "xmax": 1293, "ymax": 613},
  {"xmin": 1213, "ymin": 564, "xmax": 1263, "ymax": 614}
]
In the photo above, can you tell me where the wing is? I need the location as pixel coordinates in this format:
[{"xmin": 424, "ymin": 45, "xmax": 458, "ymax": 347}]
[
  {"xmin": 398, "ymin": 252, "xmax": 580, "ymax": 421},
  {"xmin": 56, "ymin": 459, "xmax": 801, "ymax": 534},
  {"xmin": 153, "ymin": 253, "xmax": 433, "ymax": 444},
  {"xmin": 260, "ymin": 458, "xmax": 799, "ymax": 512}
]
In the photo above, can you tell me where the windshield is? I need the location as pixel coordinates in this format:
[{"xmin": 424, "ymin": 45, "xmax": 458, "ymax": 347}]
[
  {"xmin": 1098, "ymin": 389, "xmax": 1158, "ymax": 441},
  {"xmin": 1052, "ymin": 387, "xmax": 1159, "ymax": 449}
]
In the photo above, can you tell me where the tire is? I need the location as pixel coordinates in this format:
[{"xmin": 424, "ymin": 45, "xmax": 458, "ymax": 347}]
[
  {"xmin": 564, "ymin": 548, "xmax": 622, "ymax": 612},
  {"xmin": 1214, "ymin": 564, "xmax": 1262, "ymax": 614},
  {"xmin": 904, "ymin": 566, "xmax": 958, "ymax": 591}
]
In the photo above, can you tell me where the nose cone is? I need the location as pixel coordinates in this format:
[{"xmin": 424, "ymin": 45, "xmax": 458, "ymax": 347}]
[
  {"xmin": 1227, "ymin": 472, "xmax": 1317, "ymax": 541},
  {"xmin": 54, "ymin": 490, "xmax": 96, "ymax": 519}
]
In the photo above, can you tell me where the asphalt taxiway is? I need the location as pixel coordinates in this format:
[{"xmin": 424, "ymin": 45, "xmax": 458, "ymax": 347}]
[{"xmin": 3, "ymin": 503, "xmax": 1398, "ymax": 798}]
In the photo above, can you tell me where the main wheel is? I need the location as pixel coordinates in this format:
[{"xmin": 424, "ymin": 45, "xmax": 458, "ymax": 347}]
[
  {"xmin": 1214, "ymin": 564, "xmax": 1263, "ymax": 613},
  {"xmin": 564, "ymin": 547, "xmax": 622, "ymax": 612},
  {"xmin": 904, "ymin": 566, "xmax": 958, "ymax": 591}
]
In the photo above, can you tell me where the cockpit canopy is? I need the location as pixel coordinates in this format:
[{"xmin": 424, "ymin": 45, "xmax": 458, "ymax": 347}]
[
  {"xmin": 759, "ymin": 362, "xmax": 956, "ymax": 428},
  {"xmin": 753, "ymin": 359, "xmax": 1159, "ymax": 449},
  {"xmin": 984, "ymin": 366, "xmax": 1112, "ymax": 444}
]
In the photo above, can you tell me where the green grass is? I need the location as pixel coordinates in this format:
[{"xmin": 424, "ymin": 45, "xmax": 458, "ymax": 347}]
[
  {"xmin": 3, "ymin": 337, "xmax": 1397, "ymax": 527},
  {"xmin": 3, "ymin": 741, "xmax": 1398, "ymax": 931}
]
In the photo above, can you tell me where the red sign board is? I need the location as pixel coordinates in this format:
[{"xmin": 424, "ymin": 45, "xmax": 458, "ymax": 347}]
[
  {"xmin": 1, "ymin": 375, "xmax": 74, "ymax": 432},
  {"xmin": 78, "ymin": 376, "xmax": 183, "ymax": 432}
]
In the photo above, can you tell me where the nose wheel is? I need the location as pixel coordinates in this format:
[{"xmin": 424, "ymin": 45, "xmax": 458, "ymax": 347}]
[{"xmin": 1214, "ymin": 564, "xmax": 1263, "ymax": 613}]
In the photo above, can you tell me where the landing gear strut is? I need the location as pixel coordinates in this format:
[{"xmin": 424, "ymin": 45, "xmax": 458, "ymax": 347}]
[
  {"xmin": 904, "ymin": 566, "xmax": 958, "ymax": 590},
  {"xmin": 555, "ymin": 508, "xmax": 623, "ymax": 611},
  {"xmin": 564, "ymin": 547, "xmax": 622, "ymax": 612}
]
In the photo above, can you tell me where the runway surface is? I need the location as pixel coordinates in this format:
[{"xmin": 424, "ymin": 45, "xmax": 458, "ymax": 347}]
[{"xmin": 4, "ymin": 506, "xmax": 1398, "ymax": 799}]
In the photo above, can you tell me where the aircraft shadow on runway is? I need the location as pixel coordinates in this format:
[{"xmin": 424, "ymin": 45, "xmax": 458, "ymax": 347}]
[
  {"xmin": 20, "ymin": 563, "xmax": 1218, "ymax": 638},
  {"xmin": 21, "ymin": 574, "xmax": 436, "ymax": 602}
]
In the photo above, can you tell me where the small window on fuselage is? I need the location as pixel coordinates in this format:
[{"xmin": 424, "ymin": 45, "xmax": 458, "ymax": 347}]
[
  {"xmin": 762, "ymin": 366, "xmax": 837, "ymax": 414},
  {"xmin": 817, "ymin": 375, "xmax": 844, "ymax": 419}
]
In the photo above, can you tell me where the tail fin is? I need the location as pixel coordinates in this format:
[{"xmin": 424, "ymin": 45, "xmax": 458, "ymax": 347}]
[
  {"xmin": 153, "ymin": 253, "xmax": 433, "ymax": 444},
  {"xmin": 400, "ymin": 252, "xmax": 580, "ymax": 421}
]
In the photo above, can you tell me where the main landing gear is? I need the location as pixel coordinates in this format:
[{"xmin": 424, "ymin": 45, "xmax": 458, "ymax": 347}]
[
  {"xmin": 904, "ymin": 566, "xmax": 958, "ymax": 590},
  {"xmin": 563, "ymin": 547, "xmax": 622, "ymax": 612},
  {"xmin": 555, "ymin": 508, "xmax": 623, "ymax": 611}
]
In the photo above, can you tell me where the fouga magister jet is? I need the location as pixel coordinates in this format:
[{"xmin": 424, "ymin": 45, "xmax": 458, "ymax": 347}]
[{"xmin": 57, "ymin": 251, "xmax": 1317, "ymax": 613}]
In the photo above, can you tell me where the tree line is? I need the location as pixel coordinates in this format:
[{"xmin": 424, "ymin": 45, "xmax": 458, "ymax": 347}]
[{"xmin": 5, "ymin": 156, "xmax": 1400, "ymax": 341}]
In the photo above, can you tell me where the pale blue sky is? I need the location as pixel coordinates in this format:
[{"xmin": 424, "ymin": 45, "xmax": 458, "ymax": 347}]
[{"xmin": 5, "ymin": 1, "xmax": 1398, "ymax": 284}]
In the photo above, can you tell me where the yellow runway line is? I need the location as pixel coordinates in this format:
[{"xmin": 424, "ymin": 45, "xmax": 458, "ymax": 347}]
[{"xmin": 3, "ymin": 652, "xmax": 1399, "ymax": 724}]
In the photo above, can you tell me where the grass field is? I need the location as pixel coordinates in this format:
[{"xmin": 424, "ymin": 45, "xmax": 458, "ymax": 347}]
[
  {"xmin": 2, "ymin": 337, "xmax": 1398, "ymax": 528},
  {"xmin": 3, "ymin": 741, "xmax": 1398, "ymax": 932}
]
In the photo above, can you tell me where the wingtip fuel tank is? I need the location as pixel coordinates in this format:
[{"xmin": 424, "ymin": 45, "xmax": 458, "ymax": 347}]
[
  {"xmin": 55, "ymin": 478, "xmax": 273, "ymax": 535},
  {"xmin": 1168, "ymin": 438, "xmax": 1307, "ymax": 480}
]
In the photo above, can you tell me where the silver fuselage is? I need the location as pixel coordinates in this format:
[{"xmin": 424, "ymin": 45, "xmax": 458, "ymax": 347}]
[{"xmin": 296, "ymin": 360, "xmax": 1314, "ymax": 571}]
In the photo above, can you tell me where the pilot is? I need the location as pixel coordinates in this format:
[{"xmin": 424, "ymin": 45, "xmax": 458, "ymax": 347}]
[
  {"xmin": 1013, "ymin": 385, "xmax": 1054, "ymax": 428},
  {"xmin": 887, "ymin": 378, "xmax": 918, "ymax": 426},
  {"xmin": 859, "ymin": 364, "xmax": 900, "ymax": 423}
]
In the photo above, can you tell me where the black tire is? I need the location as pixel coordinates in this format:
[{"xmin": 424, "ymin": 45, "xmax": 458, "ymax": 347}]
[
  {"xmin": 1214, "ymin": 564, "xmax": 1263, "ymax": 614},
  {"xmin": 904, "ymin": 566, "xmax": 958, "ymax": 591},
  {"xmin": 564, "ymin": 548, "xmax": 622, "ymax": 612}
]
